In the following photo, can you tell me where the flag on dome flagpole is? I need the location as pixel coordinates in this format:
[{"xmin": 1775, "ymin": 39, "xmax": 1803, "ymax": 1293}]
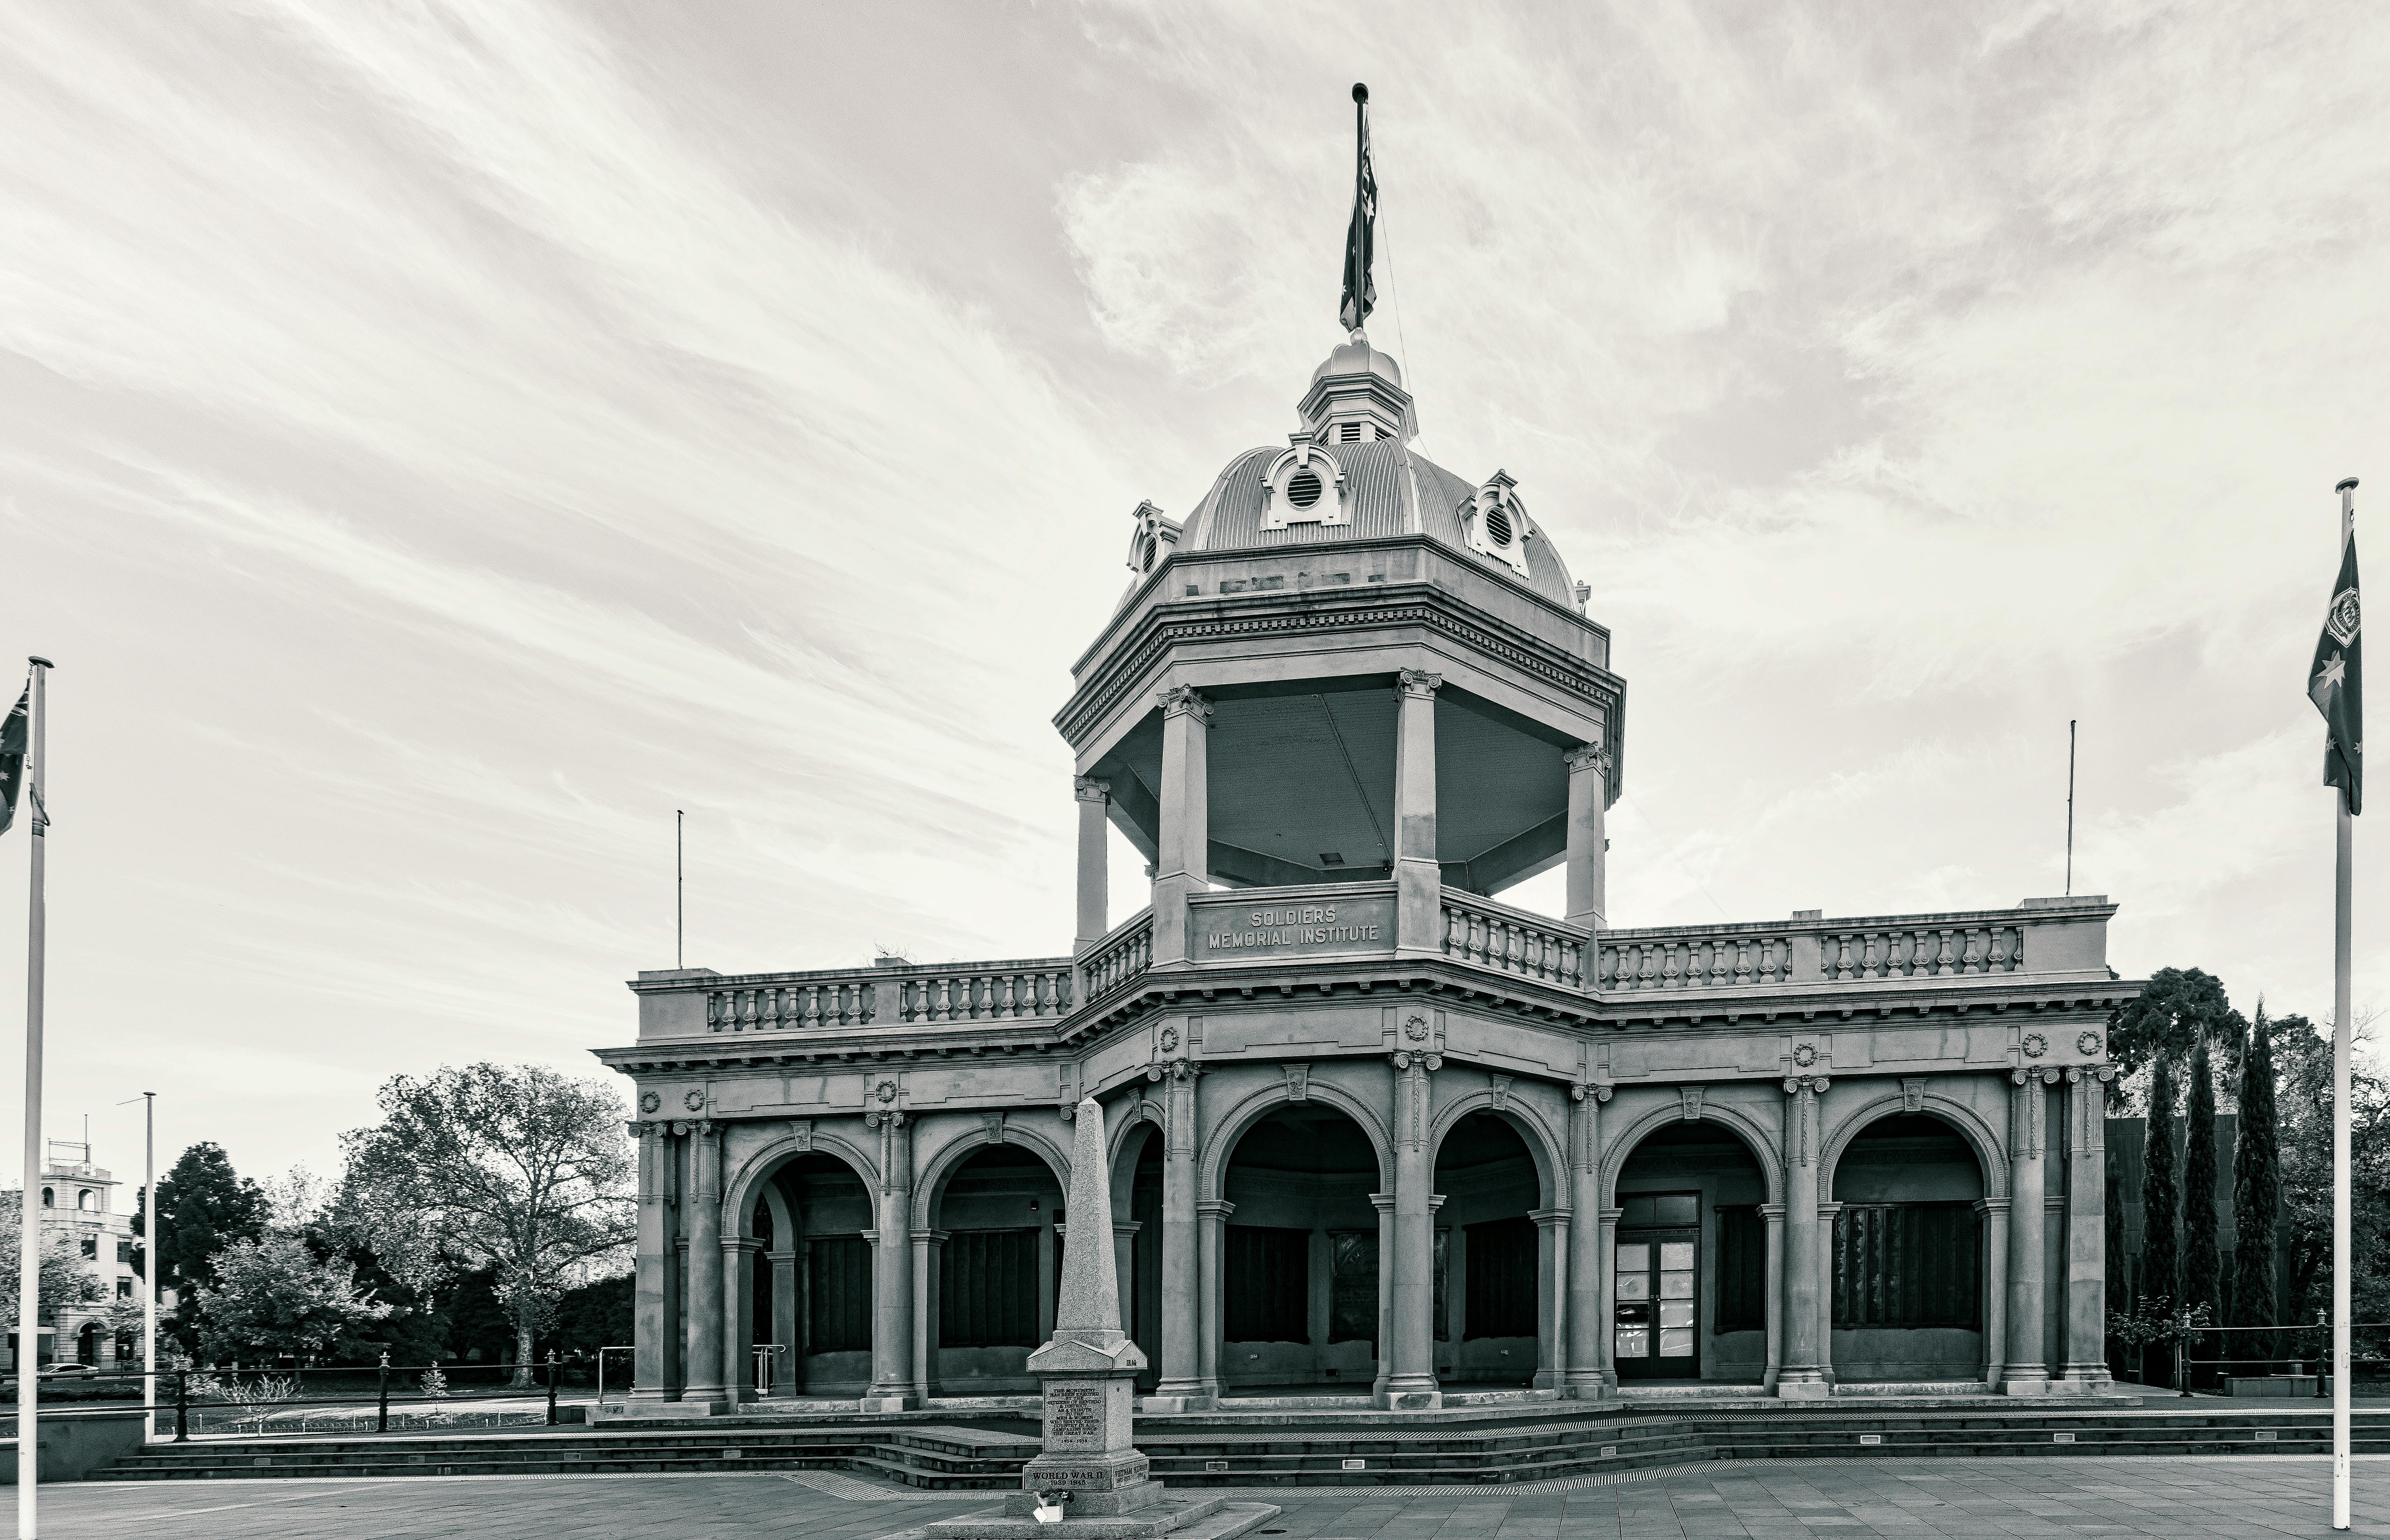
[
  {"xmin": 0, "ymin": 683, "xmax": 24, "ymax": 834},
  {"xmin": 1339, "ymin": 83, "xmax": 1377, "ymax": 334},
  {"xmin": 2315, "ymin": 478, "xmax": 2360, "ymax": 1531}
]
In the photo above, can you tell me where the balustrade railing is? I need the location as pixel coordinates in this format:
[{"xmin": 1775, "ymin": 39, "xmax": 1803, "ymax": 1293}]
[
  {"xmin": 1817, "ymin": 921, "xmax": 2024, "ymax": 979},
  {"xmin": 710, "ymin": 979, "xmax": 874, "ymax": 1031},
  {"xmin": 1600, "ymin": 931, "xmax": 1799, "ymax": 991},
  {"xmin": 1440, "ymin": 895, "xmax": 1588, "ymax": 988},
  {"xmin": 1080, "ymin": 909, "xmax": 1154, "ymax": 999},
  {"xmin": 894, "ymin": 965, "xmax": 1074, "ymax": 1023}
]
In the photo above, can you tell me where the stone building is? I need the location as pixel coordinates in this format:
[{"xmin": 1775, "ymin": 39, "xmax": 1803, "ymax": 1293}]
[
  {"xmin": 596, "ymin": 328, "xmax": 2139, "ymax": 1415},
  {"xmin": 8, "ymin": 1139, "xmax": 142, "ymax": 1371}
]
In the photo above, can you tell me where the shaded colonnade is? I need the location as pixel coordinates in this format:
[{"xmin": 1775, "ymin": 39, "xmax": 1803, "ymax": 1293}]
[
  {"xmin": 1611, "ymin": 1122, "xmax": 1772, "ymax": 1384},
  {"xmin": 920, "ymin": 1143, "xmax": 1067, "ymax": 1396},
  {"xmin": 1215, "ymin": 1104, "xmax": 1384, "ymax": 1396},
  {"xmin": 1430, "ymin": 1113, "xmax": 1546, "ymax": 1388},
  {"xmin": 1826, "ymin": 1113, "xmax": 1989, "ymax": 1383}
]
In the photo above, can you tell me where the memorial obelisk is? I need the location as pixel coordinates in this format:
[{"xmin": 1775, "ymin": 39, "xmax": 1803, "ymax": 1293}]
[{"xmin": 929, "ymin": 1097, "xmax": 1277, "ymax": 1539}]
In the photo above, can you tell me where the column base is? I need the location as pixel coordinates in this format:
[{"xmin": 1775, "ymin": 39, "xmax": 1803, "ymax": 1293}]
[
  {"xmin": 2002, "ymin": 1371, "xmax": 2052, "ymax": 1397},
  {"xmin": 1139, "ymin": 1394, "xmax": 1213, "ymax": 1415},
  {"xmin": 1562, "ymin": 1371, "xmax": 1608, "ymax": 1401},
  {"xmin": 1381, "ymin": 1376, "xmax": 1443, "ymax": 1412},
  {"xmin": 1774, "ymin": 1371, "xmax": 1831, "ymax": 1401},
  {"xmin": 623, "ymin": 1397, "xmax": 735, "ymax": 1418},
  {"xmin": 2053, "ymin": 1367, "xmax": 2113, "ymax": 1394},
  {"xmin": 858, "ymin": 1392, "xmax": 921, "ymax": 1412}
]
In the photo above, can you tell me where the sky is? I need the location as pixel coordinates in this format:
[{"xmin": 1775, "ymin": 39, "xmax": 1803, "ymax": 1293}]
[{"xmin": 0, "ymin": 0, "xmax": 2385, "ymax": 1191}]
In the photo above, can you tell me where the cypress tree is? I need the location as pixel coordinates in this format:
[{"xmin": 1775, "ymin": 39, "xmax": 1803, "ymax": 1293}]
[
  {"xmin": 2232, "ymin": 1004, "xmax": 2283, "ymax": 1368},
  {"xmin": 2184, "ymin": 1042, "xmax": 2221, "ymax": 1388},
  {"xmin": 2142, "ymin": 1055, "xmax": 2181, "ymax": 1316}
]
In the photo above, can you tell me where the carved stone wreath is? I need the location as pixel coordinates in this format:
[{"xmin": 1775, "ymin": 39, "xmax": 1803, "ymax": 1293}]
[
  {"xmin": 2077, "ymin": 1031, "xmax": 2103, "ymax": 1057},
  {"xmin": 1404, "ymin": 1016, "xmax": 1430, "ymax": 1043},
  {"xmin": 874, "ymin": 1080, "xmax": 899, "ymax": 1104},
  {"xmin": 2022, "ymin": 1032, "xmax": 2048, "ymax": 1060},
  {"xmin": 1791, "ymin": 1044, "xmax": 1817, "ymax": 1068},
  {"xmin": 639, "ymin": 1090, "xmax": 661, "ymax": 1115},
  {"xmin": 1158, "ymin": 1026, "xmax": 1180, "ymax": 1053},
  {"xmin": 682, "ymin": 1089, "xmax": 706, "ymax": 1112}
]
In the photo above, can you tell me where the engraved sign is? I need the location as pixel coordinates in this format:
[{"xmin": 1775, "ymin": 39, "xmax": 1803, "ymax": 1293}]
[
  {"xmin": 1191, "ymin": 894, "xmax": 1395, "ymax": 963},
  {"xmin": 1043, "ymin": 1382, "xmax": 1105, "ymax": 1449}
]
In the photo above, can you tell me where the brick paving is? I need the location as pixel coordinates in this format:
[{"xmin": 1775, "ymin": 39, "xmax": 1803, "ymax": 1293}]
[{"xmin": 20, "ymin": 1456, "xmax": 2390, "ymax": 1538}]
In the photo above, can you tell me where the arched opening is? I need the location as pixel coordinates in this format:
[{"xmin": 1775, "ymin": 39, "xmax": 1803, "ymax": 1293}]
[
  {"xmin": 1433, "ymin": 1113, "xmax": 1544, "ymax": 1389},
  {"xmin": 740, "ymin": 1150, "xmax": 874, "ymax": 1399},
  {"xmin": 1110, "ymin": 1121, "xmax": 1164, "ymax": 1393},
  {"xmin": 1614, "ymin": 1122, "xmax": 1771, "ymax": 1383},
  {"xmin": 1829, "ymin": 1113, "xmax": 1987, "ymax": 1384},
  {"xmin": 1218, "ymin": 1104, "xmax": 1381, "ymax": 1398},
  {"xmin": 926, "ymin": 1143, "xmax": 1066, "ymax": 1395},
  {"xmin": 75, "ymin": 1322, "xmax": 98, "ymax": 1366}
]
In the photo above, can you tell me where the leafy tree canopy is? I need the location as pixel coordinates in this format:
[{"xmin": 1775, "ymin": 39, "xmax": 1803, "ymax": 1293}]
[
  {"xmin": 2108, "ymin": 967, "xmax": 2241, "ymax": 1102},
  {"xmin": 193, "ymin": 1232, "xmax": 390, "ymax": 1363},
  {"xmin": 153, "ymin": 1142, "xmax": 268, "ymax": 1291}
]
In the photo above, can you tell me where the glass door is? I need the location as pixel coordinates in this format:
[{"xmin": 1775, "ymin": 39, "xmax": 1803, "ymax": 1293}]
[{"xmin": 1613, "ymin": 1194, "xmax": 1700, "ymax": 1379}]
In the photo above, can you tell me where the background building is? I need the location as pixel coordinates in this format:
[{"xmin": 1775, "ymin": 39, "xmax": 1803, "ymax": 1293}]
[{"xmin": 9, "ymin": 1138, "xmax": 142, "ymax": 1371}]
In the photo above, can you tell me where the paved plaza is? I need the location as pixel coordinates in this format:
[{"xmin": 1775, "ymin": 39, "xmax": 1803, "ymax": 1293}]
[{"xmin": 17, "ymin": 1458, "xmax": 2390, "ymax": 1539}]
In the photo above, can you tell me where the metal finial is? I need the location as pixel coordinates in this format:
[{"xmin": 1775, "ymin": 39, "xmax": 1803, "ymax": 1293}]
[
  {"xmin": 2337, "ymin": 477, "xmax": 2360, "ymax": 493},
  {"xmin": 1352, "ymin": 83, "xmax": 1368, "ymax": 104}
]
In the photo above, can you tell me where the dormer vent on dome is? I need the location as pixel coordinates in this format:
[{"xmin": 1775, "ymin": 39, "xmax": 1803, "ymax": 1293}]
[
  {"xmin": 1124, "ymin": 499, "xmax": 1182, "ymax": 576},
  {"xmin": 1462, "ymin": 470, "xmax": 1534, "ymax": 580},
  {"xmin": 1297, "ymin": 332, "xmax": 1416, "ymax": 445},
  {"xmin": 1259, "ymin": 434, "xmax": 1351, "ymax": 531}
]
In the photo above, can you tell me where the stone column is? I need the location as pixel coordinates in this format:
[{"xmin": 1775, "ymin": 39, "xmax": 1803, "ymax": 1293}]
[
  {"xmin": 2059, "ymin": 1065, "xmax": 2118, "ymax": 1392},
  {"xmin": 1393, "ymin": 670, "xmax": 1443, "ymax": 955},
  {"xmin": 862, "ymin": 1109, "xmax": 917, "ymax": 1411},
  {"xmin": 912, "ymin": 1229, "xmax": 948, "ymax": 1403},
  {"xmin": 1815, "ymin": 1203, "xmax": 1841, "ymax": 1384},
  {"xmin": 681, "ymin": 1121, "xmax": 728, "ymax": 1408},
  {"xmin": 769, "ymin": 1248, "xmax": 798, "ymax": 1396},
  {"xmin": 1760, "ymin": 1203, "xmax": 1785, "ymax": 1390},
  {"xmin": 1147, "ymin": 1064, "xmax": 1205, "ymax": 1412},
  {"xmin": 1564, "ymin": 1087, "xmax": 1609, "ymax": 1398},
  {"xmin": 1112, "ymin": 1221, "xmax": 1143, "ymax": 1381},
  {"xmin": 1531, "ymin": 1209, "xmax": 1570, "ymax": 1391},
  {"xmin": 1370, "ymin": 1193, "xmax": 1395, "ymax": 1403},
  {"xmin": 1196, "ymin": 1199, "xmax": 1234, "ymax": 1399},
  {"xmin": 1387, "ymin": 1050, "xmax": 1443, "ymax": 1408},
  {"xmin": 1977, "ymin": 1198, "xmax": 2009, "ymax": 1388},
  {"xmin": 630, "ymin": 1121, "xmax": 675, "ymax": 1404},
  {"xmin": 1563, "ymin": 743, "xmax": 1609, "ymax": 932},
  {"xmin": 1074, "ymin": 776, "xmax": 1111, "ymax": 952},
  {"xmin": 1149, "ymin": 687, "xmax": 1212, "ymax": 967},
  {"xmin": 1776, "ymin": 1077, "xmax": 1829, "ymax": 1397},
  {"xmin": 2004, "ymin": 1070, "xmax": 2052, "ymax": 1394},
  {"xmin": 724, "ymin": 1233, "xmax": 760, "ymax": 1402}
]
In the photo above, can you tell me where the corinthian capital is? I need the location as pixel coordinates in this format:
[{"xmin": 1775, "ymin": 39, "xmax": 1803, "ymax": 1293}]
[{"xmin": 1159, "ymin": 684, "xmax": 1213, "ymax": 724}]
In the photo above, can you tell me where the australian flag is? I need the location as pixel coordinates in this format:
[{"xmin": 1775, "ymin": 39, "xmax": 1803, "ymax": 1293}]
[
  {"xmin": 0, "ymin": 685, "xmax": 24, "ymax": 835},
  {"xmin": 2311, "ymin": 510, "xmax": 2363, "ymax": 814},
  {"xmin": 1339, "ymin": 84, "xmax": 1377, "ymax": 333}
]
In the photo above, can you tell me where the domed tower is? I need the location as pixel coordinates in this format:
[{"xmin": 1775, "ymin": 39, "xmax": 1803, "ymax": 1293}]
[{"xmin": 1058, "ymin": 331, "xmax": 1623, "ymax": 968}]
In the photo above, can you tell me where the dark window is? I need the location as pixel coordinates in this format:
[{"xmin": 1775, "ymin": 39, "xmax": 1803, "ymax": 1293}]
[
  {"xmin": 1463, "ymin": 1217, "xmax": 1538, "ymax": 1339},
  {"xmin": 1224, "ymin": 1225, "xmax": 1308, "ymax": 1342},
  {"xmin": 1714, "ymin": 1206, "xmax": 1766, "ymax": 1333},
  {"xmin": 1328, "ymin": 1229, "xmax": 1378, "ymax": 1347},
  {"xmin": 79, "ymin": 1236, "xmax": 97, "ymax": 1260},
  {"xmin": 940, "ymin": 1229, "xmax": 1041, "ymax": 1348},
  {"xmin": 1620, "ymin": 1193, "xmax": 1699, "ymax": 1226},
  {"xmin": 805, "ymin": 1236, "xmax": 872, "ymax": 1354},
  {"xmin": 116, "ymin": 1241, "xmax": 133, "ymax": 1266},
  {"xmin": 1831, "ymin": 1202, "xmax": 1982, "ymax": 1330}
]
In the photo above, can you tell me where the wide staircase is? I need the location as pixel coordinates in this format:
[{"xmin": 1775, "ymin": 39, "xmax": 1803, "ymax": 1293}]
[{"xmin": 89, "ymin": 1401, "xmax": 2390, "ymax": 1487}]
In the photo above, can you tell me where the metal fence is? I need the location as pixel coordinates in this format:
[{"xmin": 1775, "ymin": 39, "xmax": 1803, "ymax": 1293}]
[
  {"xmin": 2116, "ymin": 1321, "xmax": 2390, "ymax": 1396},
  {"xmin": 0, "ymin": 1355, "xmax": 587, "ymax": 1440}
]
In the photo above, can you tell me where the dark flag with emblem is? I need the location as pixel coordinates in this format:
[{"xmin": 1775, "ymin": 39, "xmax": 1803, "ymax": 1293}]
[
  {"xmin": 2311, "ymin": 489, "xmax": 2363, "ymax": 814},
  {"xmin": 1339, "ymin": 83, "xmax": 1377, "ymax": 333},
  {"xmin": 0, "ymin": 684, "xmax": 25, "ymax": 835}
]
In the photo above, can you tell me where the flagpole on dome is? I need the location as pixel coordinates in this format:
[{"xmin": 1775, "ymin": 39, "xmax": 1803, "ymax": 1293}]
[
  {"xmin": 1340, "ymin": 83, "xmax": 1376, "ymax": 341},
  {"xmin": 11, "ymin": 657, "xmax": 52, "ymax": 1538},
  {"xmin": 2316, "ymin": 477, "xmax": 2360, "ymax": 1529}
]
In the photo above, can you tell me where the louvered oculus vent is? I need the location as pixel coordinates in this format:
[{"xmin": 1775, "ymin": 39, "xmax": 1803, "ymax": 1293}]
[
  {"xmin": 1338, "ymin": 422, "xmax": 1362, "ymax": 442},
  {"xmin": 1141, "ymin": 536, "xmax": 1157, "ymax": 572},
  {"xmin": 1286, "ymin": 469, "xmax": 1324, "ymax": 508},
  {"xmin": 1484, "ymin": 504, "xmax": 1514, "ymax": 546}
]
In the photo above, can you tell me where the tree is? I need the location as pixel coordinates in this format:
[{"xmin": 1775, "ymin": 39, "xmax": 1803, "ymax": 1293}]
[
  {"xmin": 2141, "ymin": 1055, "xmax": 2181, "ymax": 1318},
  {"xmin": 153, "ymin": 1143, "xmax": 267, "ymax": 1293},
  {"xmin": 338, "ymin": 1064, "xmax": 633, "ymax": 1388},
  {"xmin": 193, "ymin": 1233, "xmax": 389, "ymax": 1363},
  {"xmin": 2274, "ymin": 1011, "xmax": 2390, "ymax": 1335},
  {"xmin": 2105, "ymin": 1153, "xmax": 2128, "ymax": 1375},
  {"xmin": 2231, "ymin": 1004, "xmax": 2283, "ymax": 1367},
  {"xmin": 2108, "ymin": 967, "xmax": 2235, "ymax": 1103},
  {"xmin": 2182, "ymin": 1041, "xmax": 2221, "ymax": 1387}
]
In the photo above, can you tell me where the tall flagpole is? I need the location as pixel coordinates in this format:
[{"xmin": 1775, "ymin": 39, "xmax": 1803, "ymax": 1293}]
[
  {"xmin": 2332, "ymin": 477, "xmax": 2357, "ymax": 1531},
  {"xmin": 138, "ymin": 1092, "xmax": 154, "ymax": 1442},
  {"xmin": 2066, "ymin": 719, "xmax": 2077, "ymax": 896},
  {"xmin": 16, "ymin": 656, "xmax": 51, "ymax": 1538}
]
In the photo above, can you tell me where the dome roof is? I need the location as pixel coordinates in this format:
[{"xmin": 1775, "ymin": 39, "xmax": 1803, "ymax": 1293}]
[
  {"xmin": 1311, "ymin": 334, "xmax": 1404, "ymax": 388},
  {"xmin": 1175, "ymin": 437, "xmax": 1579, "ymax": 607}
]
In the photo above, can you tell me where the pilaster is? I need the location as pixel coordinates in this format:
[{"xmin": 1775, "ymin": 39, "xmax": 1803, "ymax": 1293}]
[
  {"xmin": 1529, "ymin": 1208, "xmax": 1570, "ymax": 1390},
  {"xmin": 1145, "ymin": 1062, "xmax": 1206, "ymax": 1412},
  {"xmin": 912, "ymin": 1229, "xmax": 949, "ymax": 1403},
  {"xmin": 1370, "ymin": 1192, "xmax": 1396, "ymax": 1404},
  {"xmin": 1977, "ymin": 1197, "xmax": 2010, "ymax": 1388},
  {"xmin": 1776, "ymin": 1075, "xmax": 1830, "ymax": 1398},
  {"xmin": 1387, "ymin": 1043, "xmax": 1444, "ymax": 1408},
  {"xmin": 680, "ymin": 1120, "xmax": 727, "ymax": 1407},
  {"xmin": 2005, "ymin": 1069, "xmax": 2054, "ymax": 1394},
  {"xmin": 1563, "ymin": 1085, "xmax": 1610, "ymax": 1398},
  {"xmin": 630, "ymin": 1121, "xmax": 675, "ymax": 1403},
  {"xmin": 862, "ymin": 1104, "xmax": 918, "ymax": 1411},
  {"xmin": 2058, "ymin": 1064, "xmax": 2119, "ymax": 1392},
  {"xmin": 1759, "ymin": 1202, "xmax": 1784, "ymax": 1391},
  {"xmin": 1196, "ymin": 1199, "xmax": 1234, "ymax": 1400}
]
